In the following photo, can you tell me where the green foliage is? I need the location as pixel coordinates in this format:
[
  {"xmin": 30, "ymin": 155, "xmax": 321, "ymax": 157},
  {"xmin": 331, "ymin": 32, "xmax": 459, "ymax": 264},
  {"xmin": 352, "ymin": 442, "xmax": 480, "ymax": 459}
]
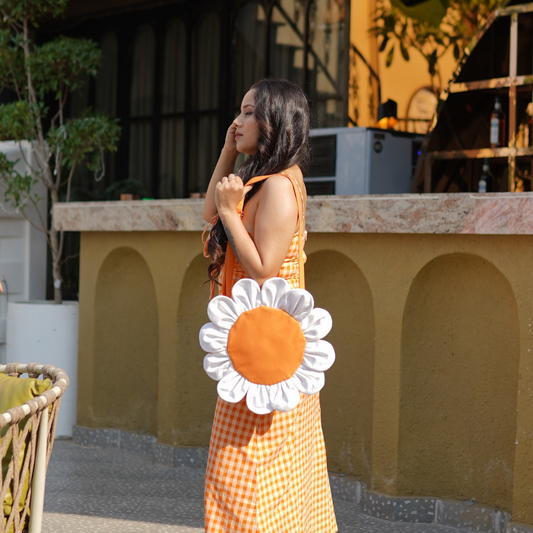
[
  {"xmin": 47, "ymin": 113, "xmax": 121, "ymax": 170},
  {"xmin": 0, "ymin": 152, "xmax": 40, "ymax": 213},
  {"xmin": 0, "ymin": 151, "xmax": 12, "ymax": 176},
  {"xmin": 0, "ymin": 0, "xmax": 68, "ymax": 25},
  {"xmin": 371, "ymin": 0, "xmax": 506, "ymax": 91},
  {"xmin": 30, "ymin": 37, "xmax": 101, "ymax": 100},
  {"xmin": 390, "ymin": 0, "xmax": 448, "ymax": 27},
  {"xmin": 0, "ymin": 30, "xmax": 25, "ymax": 96},
  {"xmin": 0, "ymin": 101, "xmax": 39, "ymax": 139},
  {"xmin": 386, "ymin": 45, "xmax": 395, "ymax": 67}
]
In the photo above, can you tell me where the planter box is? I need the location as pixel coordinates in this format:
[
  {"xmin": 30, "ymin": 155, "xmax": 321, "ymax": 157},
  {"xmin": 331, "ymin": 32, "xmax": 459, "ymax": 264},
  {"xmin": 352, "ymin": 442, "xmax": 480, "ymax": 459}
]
[
  {"xmin": 6, "ymin": 301, "xmax": 78, "ymax": 437},
  {"xmin": 0, "ymin": 141, "xmax": 48, "ymax": 364}
]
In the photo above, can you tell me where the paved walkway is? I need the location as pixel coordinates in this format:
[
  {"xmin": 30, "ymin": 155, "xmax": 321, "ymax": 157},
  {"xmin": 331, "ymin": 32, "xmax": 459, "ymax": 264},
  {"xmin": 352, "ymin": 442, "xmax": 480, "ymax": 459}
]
[{"xmin": 43, "ymin": 440, "xmax": 472, "ymax": 533}]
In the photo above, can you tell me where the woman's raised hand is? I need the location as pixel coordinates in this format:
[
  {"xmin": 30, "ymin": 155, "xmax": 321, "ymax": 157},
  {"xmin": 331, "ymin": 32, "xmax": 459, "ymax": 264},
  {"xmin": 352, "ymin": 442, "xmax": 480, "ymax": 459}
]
[
  {"xmin": 223, "ymin": 122, "xmax": 239, "ymax": 155},
  {"xmin": 215, "ymin": 174, "xmax": 252, "ymax": 217},
  {"xmin": 203, "ymin": 123, "xmax": 241, "ymax": 222}
]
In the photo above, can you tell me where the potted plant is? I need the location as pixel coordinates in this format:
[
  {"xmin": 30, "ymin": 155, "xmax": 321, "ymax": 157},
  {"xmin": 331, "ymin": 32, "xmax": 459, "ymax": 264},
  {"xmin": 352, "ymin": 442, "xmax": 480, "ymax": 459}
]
[{"xmin": 0, "ymin": 0, "xmax": 121, "ymax": 436}]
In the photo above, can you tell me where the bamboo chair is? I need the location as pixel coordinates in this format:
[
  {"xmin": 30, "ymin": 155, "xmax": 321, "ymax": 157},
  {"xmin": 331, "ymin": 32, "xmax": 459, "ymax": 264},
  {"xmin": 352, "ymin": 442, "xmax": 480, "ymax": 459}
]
[{"xmin": 0, "ymin": 363, "xmax": 68, "ymax": 533}]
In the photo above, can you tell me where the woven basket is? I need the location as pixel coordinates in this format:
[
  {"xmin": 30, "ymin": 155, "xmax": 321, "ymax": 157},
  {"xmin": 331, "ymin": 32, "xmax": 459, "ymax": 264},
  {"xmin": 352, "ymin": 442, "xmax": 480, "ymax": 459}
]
[{"xmin": 0, "ymin": 363, "xmax": 68, "ymax": 533}]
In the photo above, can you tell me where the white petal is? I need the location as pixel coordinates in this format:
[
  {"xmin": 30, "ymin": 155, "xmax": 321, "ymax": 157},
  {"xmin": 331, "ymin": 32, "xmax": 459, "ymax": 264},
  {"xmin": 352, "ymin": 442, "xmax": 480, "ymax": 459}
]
[
  {"xmin": 199, "ymin": 322, "xmax": 229, "ymax": 353},
  {"xmin": 299, "ymin": 308, "xmax": 332, "ymax": 341},
  {"xmin": 292, "ymin": 365, "xmax": 325, "ymax": 395},
  {"xmin": 246, "ymin": 384, "xmax": 272, "ymax": 414},
  {"xmin": 303, "ymin": 340, "xmax": 336, "ymax": 371},
  {"xmin": 203, "ymin": 351, "xmax": 232, "ymax": 381},
  {"xmin": 217, "ymin": 370, "xmax": 250, "ymax": 403},
  {"xmin": 207, "ymin": 295, "xmax": 243, "ymax": 330},
  {"xmin": 231, "ymin": 278, "xmax": 262, "ymax": 311},
  {"xmin": 278, "ymin": 289, "xmax": 314, "ymax": 322},
  {"xmin": 261, "ymin": 278, "xmax": 290, "ymax": 308},
  {"xmin": 269, "ymin": 381, "xmax": 301, "ymax": 412}
]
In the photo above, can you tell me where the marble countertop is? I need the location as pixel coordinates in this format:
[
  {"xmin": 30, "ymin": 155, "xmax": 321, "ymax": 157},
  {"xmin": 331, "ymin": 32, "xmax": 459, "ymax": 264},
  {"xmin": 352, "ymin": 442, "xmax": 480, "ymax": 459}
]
[{"xmin": 53, "ymin": 193, "xmax": 533, "ymax": 235}]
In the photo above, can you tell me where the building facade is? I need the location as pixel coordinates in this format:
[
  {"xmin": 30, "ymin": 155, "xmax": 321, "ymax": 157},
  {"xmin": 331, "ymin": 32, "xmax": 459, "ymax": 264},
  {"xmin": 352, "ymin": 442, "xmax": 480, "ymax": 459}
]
[{"xmin": 42, "ymin": 0, "xmax": 350, "ymax": 199}]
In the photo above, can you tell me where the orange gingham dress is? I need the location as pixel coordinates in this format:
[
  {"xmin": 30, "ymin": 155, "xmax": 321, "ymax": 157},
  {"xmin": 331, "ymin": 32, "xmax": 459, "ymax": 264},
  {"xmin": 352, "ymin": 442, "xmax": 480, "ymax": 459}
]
[{"xmin": 204, "ymin": 173, "xmax": 337, "ymax": 533}]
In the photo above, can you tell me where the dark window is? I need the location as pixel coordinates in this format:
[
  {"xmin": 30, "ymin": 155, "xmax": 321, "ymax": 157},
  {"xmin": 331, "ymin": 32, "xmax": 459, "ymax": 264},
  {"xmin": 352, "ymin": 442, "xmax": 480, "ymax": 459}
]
[
  {"xmin": 43, "ymin": 0, "xmax": 349, "ymax": 199},
  {"xmin": 307, "ymin": 0, "xmax": 347, "ymax": 127},
  {"xmin": 189, "ymin": 12, "xmax": 221, "ymax": 195},
  {"xmin": 233, "ymin": 2, "xmax": 267, "ymax": 108},
  {"xmin": 159, "ymin": 19, "xmax": 186, "ymax": 198},
  {"xmin": 270, "ymin": 0, "xmax": 306, "ymax": 87},
  {"xmin": 129, "ymin": 24, "xmax": 156, "ymax": 196}
]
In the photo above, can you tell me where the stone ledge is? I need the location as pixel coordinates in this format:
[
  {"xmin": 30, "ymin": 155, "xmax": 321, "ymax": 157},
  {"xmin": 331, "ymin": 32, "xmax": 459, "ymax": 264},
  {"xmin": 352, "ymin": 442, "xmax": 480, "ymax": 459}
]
[
  {"xmin": 507, "ymin": 522, "xmax": 533, "ymax": 533},
  {"xmin": 363, "ymin": 490, "xmax": 513, "ymax": 533},
  {"xmin": 436, "ymin": 499, "xmax": 510, "ymax": 533},
  {"xmin": 328, "ymin": 473, "xmax": 364, "ymax": 504},
  {"xmin": 72, "ymin": 425, "xmax": 207, "ymax": 468},
  {"xmin": 54, "ymin": 192, "xmax": 533, "ymax": 235},
  {"xmin": 362, "ymin": 491, "xmax": 436, "ymax": 523}
]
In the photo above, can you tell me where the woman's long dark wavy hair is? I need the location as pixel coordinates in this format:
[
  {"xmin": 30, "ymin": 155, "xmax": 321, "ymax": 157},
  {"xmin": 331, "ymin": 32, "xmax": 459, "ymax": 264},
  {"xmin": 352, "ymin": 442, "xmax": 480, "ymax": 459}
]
[{"xmin": 206, "ymin": 78, "xmax": 311, "ymax": 284}]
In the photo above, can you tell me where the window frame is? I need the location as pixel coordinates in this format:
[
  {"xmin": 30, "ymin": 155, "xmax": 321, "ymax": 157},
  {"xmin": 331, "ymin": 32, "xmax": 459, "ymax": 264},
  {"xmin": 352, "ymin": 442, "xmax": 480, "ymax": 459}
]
[{"xmin": 38, "ymin": 0, "xmax": 350, "ymax": 198}]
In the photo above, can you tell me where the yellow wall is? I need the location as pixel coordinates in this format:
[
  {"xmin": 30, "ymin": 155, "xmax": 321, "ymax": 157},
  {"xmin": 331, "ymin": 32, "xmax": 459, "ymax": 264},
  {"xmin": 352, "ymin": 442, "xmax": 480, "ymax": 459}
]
[
  {"xmin": 174, "ymin": 253, "xmax": 218, "ymax": 445},
  {"xmin": 92, "ymin": 247, "xmax": 159, "ymax": 433},
  {"xmin": 398, "ymin": 253, "xmax": 519, "ymax": 509},
  {"xmin": 78, "ymin": 230, "xmax": 533, "ymax": 524},
  {"xmin": 306, "ymin": 250, "xmax": 375, "ymax": 482}
]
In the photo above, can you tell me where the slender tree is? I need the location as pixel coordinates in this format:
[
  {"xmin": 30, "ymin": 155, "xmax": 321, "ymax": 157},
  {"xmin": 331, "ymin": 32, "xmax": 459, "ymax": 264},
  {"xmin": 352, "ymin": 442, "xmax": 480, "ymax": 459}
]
[{"xmin": 0, "ymin": 0, "xmax": 120, "ymax": 303}]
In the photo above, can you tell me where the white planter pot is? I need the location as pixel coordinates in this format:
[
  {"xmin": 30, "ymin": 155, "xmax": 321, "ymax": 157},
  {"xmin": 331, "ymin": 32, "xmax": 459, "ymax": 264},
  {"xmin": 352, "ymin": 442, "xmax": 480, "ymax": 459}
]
[{"xmin": 6, "ymin": 301, "xmax": 78, "ymax": 438}]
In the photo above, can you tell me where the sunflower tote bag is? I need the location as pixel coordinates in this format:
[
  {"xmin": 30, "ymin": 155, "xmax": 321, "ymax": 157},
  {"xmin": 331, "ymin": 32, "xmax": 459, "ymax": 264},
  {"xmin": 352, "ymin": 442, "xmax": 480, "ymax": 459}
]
[
  {"xmin": 200, "ymin": 277, "xmax": 335, "ymax": 414},
  {"xmin": 199, "ymin": 174, "xmax": 335, "ymax": 415}
]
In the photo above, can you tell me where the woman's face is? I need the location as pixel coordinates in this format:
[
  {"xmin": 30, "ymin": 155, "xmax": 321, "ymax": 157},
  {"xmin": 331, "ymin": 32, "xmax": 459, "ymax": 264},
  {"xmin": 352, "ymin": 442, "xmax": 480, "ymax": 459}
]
[{"xmin": 234, "ymin": 90, "xmax": 260, "ymax": 155}]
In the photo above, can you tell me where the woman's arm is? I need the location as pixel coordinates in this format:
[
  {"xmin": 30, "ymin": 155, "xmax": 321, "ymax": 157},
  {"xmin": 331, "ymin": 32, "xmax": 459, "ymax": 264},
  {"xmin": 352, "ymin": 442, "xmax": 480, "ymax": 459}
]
[
  {"xmin": 216, "ymin": 175, "xmax": 298, "ymax": 286},
  {"xmin": 203, "ymin": 123, "xmax": 240, "ymax": 222}
]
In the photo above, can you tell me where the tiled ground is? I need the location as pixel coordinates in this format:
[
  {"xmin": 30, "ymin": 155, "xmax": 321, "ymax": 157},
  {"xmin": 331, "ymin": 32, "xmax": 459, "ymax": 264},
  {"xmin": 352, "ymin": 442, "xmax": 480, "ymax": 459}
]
[{"xmin": 43, "ymin": 440, "xmax": 472, "ymax": 533}]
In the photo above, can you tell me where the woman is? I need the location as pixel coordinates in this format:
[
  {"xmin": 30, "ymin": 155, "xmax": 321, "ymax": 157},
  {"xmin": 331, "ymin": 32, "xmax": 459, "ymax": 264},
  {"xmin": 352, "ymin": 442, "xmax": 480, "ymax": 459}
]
[{"xmin": 203, "ymin": 78, "xmax": 337, "ymax": 533}]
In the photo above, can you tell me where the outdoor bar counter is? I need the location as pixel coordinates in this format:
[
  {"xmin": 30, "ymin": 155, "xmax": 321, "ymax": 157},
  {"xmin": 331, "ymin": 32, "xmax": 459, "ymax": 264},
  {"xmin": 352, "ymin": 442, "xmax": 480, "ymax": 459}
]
[{"xmin": 55, "ymin": 193, "xmax": 533, "ymax": 529}]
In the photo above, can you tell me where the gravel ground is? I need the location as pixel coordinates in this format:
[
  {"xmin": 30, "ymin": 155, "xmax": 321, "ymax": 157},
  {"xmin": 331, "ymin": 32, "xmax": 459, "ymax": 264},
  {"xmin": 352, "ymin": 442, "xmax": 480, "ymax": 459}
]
[{"xmin": 42, "ymin": 440, "xmax": 472, "ymax": 533}]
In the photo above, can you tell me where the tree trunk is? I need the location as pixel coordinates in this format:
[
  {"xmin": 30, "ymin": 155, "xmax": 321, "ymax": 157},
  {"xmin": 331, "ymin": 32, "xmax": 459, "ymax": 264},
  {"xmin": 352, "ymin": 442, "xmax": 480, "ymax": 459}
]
[
  {"xmin": 49, "ymin": 186, "xmax": 62, "ymax": 304},
  {"xmin": 49, "ymin": 225, "xmax": 62, "ymax": 305}
]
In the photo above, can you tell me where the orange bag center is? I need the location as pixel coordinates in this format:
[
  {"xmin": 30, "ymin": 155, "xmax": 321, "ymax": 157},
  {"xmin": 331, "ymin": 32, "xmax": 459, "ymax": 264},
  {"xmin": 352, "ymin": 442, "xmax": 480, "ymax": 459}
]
[{"xmin": 227, "ymin": 306, "xmax": 306, "ymax": 386}]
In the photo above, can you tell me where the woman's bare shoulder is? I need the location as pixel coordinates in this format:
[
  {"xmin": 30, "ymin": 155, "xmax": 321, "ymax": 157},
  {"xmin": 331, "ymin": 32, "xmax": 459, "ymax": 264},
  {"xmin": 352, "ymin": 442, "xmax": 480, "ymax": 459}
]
[{"xmin": 263, "ymin": 173, "xmax": 295, "ymax": 189}]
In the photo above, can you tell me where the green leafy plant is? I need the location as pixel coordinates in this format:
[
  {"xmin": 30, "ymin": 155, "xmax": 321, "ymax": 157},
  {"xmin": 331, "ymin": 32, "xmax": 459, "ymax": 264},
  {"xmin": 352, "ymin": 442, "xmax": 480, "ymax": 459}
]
[
  {"xmin": 0, "ymin": 0, "xmax": 121, "ymax": 303},
  {"xmin": 371, "ymin": 0, "xmax": 506, "ymax": 92}
]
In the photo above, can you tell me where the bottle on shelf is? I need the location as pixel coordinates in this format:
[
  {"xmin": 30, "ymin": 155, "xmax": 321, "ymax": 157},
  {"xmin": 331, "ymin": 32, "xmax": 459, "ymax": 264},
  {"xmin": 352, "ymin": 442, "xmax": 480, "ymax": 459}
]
[
  {"xmin": 478, "ymin": 158, "xmax": 490, "ymax": 193},
  {"xmin": 490, "ymin": 96, "xmax": 506, "ymax": 149}
]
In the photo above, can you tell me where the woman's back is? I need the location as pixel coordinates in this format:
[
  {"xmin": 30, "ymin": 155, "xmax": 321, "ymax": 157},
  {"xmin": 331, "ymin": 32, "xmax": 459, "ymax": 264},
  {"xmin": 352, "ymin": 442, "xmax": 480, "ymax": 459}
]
[{"xmin": 221, "ymin": 171, "xmax": 306, "ymax": 293}]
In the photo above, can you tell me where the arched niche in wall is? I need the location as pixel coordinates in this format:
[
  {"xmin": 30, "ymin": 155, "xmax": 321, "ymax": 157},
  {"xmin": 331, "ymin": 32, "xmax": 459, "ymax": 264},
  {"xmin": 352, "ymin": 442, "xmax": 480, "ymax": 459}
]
[
  {"xmin": 175, "ymin": 253, "xmax": 217, "ymax": 446},
  {"xmin": 93, "ymin": 247, "xmax": 159, "ymax": 434},
  {"xmin": 399, "ymin": 253, "xmax": 519, "ymax": 511},
  {"xmin": 305, "ymin": 250, "xmax": 375, "ymax": 483}
]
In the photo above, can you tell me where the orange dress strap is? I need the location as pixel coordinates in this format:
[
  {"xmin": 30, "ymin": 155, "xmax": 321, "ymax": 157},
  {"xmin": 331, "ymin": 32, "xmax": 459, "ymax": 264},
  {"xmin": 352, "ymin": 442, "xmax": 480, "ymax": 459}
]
[{"xmin": 222, "ymin": 172, "xmax": 305, "ymax": 296}]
